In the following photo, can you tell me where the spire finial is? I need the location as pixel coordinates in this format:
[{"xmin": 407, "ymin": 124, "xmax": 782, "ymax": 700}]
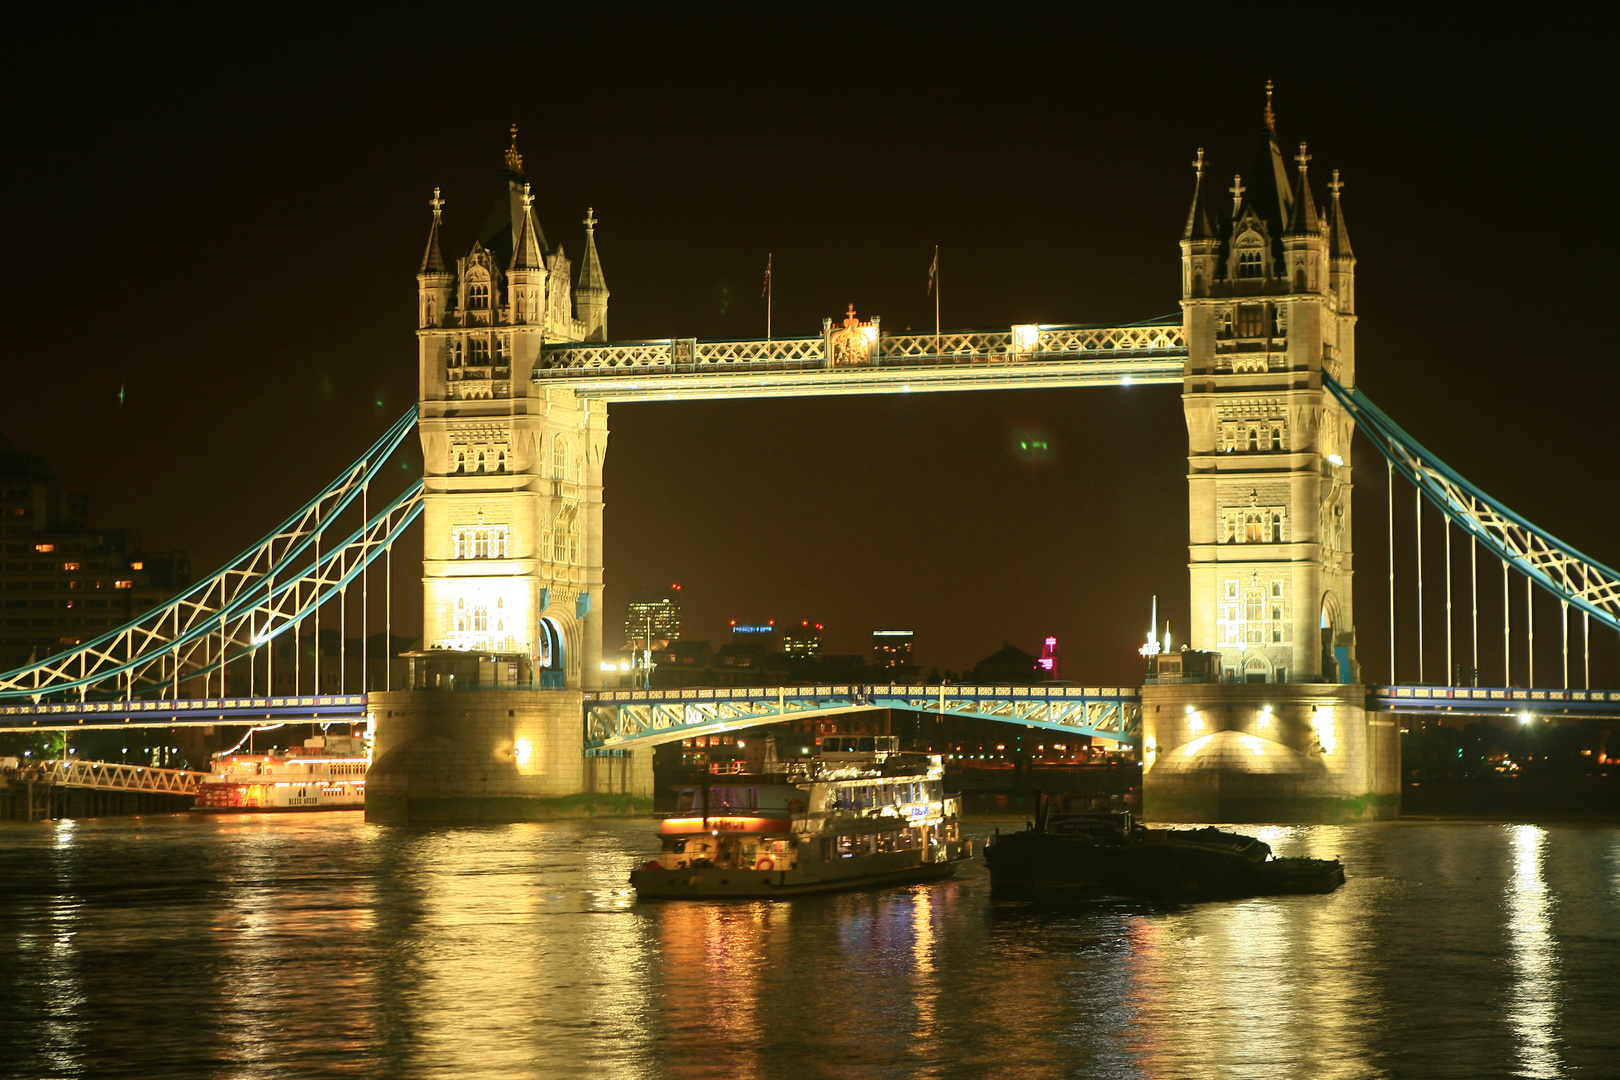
[
  {"xmin": 1192, "ymin": 147, "xmax": 1205, "ymax": 179},
  {"xmin": 583, "ymin": 206, "xmax": 598, "ymax": 232},
  {"xmin": 1264, "ymin": 79, "xmax": 1276, "ymax": 132},
  {"xmin": 429, "ymin": 186, "xmax": 445, "ymax": 222},
  {"xmin": 1230, "ymin": 173, "xmax": 1246, "ymax": 213},
  {"xmin": 1328, "ymin": 168, "xmax": 1344, "ymax": 198},
  {"xmin": 505, "ymin": 124, "xmax": 523, "ymax": 172},
  {"xmin": 520, "ymin": 181, "xmax": 534, "ymax": 214},
  {"xmin": 1295, "ymin": 142, "xmax": 1312, "ymax": 176}
]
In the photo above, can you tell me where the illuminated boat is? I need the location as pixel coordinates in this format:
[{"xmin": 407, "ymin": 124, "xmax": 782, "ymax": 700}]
[
  {"xmin": 630, "ymin": 735, "xmax": 971, "ymax": 899},
  {"xmin": 983, "ymin": 798, "xmax": 1344, "ymax": 900},
  {"xmin": 191, "ymin": 734, "xmax": 367, "ymax": 812}
]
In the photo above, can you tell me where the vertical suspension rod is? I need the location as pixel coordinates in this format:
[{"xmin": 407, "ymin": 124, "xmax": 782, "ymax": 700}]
[
  {"xmin": 1471, "ymin": 538, "xmax": 1478, "ymax": 687},
  {"xmin": 1561, "ymin": 600, "xmax": 1569, "ymax": 690},
  {"xmin": 1416, "ymin": 488, "xmax": 1424, "ymax": 684},
  {"xmin": 1445, "ymin": 519, "xmax": 1453, "ymax": 685},
  {"xmin": 313, "ymin": 531, "xmax": 321, "ymax": 696},
  {"xmin": 1388, "ymin": 460, "xmax": 1395, "ymax": 683},
  {"xmin": 341, "ymin": 583, "xmax": 347, "ymax": 695},
  {"xmin": 362, "ymin": 484, "xmax": 368, "ymax": 695},
  {"xmin": 1502, "ymin": 559, "xmax": 1511, "ymax": 686},
  {"xmin": 1527, "ymin": 576, "xmax": 1534, "ymax": 689}
]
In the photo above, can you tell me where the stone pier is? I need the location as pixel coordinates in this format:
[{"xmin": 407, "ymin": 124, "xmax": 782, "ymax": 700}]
[
  {"xmin": 1141, "ymin": 682, "xmax": 1399, "ymax": 823},
  {"xmin": 365, "ymin": 689, "xmax": 653, "ymax": 823}
]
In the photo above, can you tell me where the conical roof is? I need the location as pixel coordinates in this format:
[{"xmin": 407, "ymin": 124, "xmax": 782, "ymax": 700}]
[
  {"xmin": 510, "ymin": 183, "xmax": 545, "ymax": 272},
  {"xmin": 1326, "ymin": 170, "xmax": 1354, "ymax": 259},
  {"xmin": 1183, "ymin": 150, "xmax": 1218, "ymax": 242},
  {"xmin": 578, "ymin": 208, "xmax": 608, "ymax": 291},
  {"xmin": 1286, "ymin": 143, "xmax": 1320, "ymax": 235},
  {"xmin": 420, "ymin": 188, "xmax": 449, "ymax": 274}
]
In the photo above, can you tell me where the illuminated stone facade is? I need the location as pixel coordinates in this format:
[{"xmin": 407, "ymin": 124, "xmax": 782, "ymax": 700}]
[
  {"xmin": 1179, "ymin": 102, "xmax": 1358, "ymax": 685},
  {"xmin": 415, "ymin": 133, "xmax": 611, "ymax": 688}
]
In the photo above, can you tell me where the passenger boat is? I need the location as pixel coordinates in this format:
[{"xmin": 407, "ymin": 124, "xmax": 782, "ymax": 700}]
[
  {"xmin": 983, "ymin": 796, "xmax": 1344, "ymax": 900},
  {"xmin": 191, "ymin": 734, "xmax": 367, "ymax": 812},
  {"xmin": 631, "ymin": 735, "xmax": 971, "ymax": 899}
]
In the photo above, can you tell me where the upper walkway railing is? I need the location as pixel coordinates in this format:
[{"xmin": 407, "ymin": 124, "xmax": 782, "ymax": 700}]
[
  {"xmin": 537, "ymin": 319, "xmax": 1187, "ymax": 399},
  {"xmin": 1368, "ymin": 685, "xmax": 1620, "ymax": 718}
]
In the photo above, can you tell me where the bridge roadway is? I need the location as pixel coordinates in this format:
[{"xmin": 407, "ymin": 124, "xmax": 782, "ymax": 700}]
[
  {"xmin": 3, "ymin": 685, "xmax": 1615, "ymax": 742},
  {"xmin": 535, "ymin": 320, "xmax": 1187, "ymax": 400}
]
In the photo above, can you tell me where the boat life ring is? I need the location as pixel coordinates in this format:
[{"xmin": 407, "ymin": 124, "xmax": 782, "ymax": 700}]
[{"xmin": 755, "ymin": 857, "xmax": 775, "ymax": 871}]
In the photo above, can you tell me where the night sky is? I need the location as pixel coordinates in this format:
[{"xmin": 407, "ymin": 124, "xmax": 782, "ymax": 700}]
[{"xmin": 4, "ymin": 9, "xmax": 1616, "ymax": 687}]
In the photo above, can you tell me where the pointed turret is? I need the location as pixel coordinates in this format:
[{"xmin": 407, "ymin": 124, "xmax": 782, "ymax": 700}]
[
  {"xmin": 1326, "ymin": 169, "xmax": 1353, "ymax": 259},
  {"xmin": 1183, "ymin": 149, "xmax": 1218, "ymax": 241},
  {"xmin": 1286, "ymin": 142, "xmax": 1320, "ymax": 235},
  {"xmin": 511, "ymin": 183, "xmax": 545, "ymax": 272},
  {"xmin": 575, "ymin": 208, "xmax": 610, "ymax": 341},
  {"xmin": 506, "ymin": 182, "xmax": 547, "ymax": 326},
  {"xmin": 1327, "ymin": 169, "xmax": 1356, "ymax": 315},
  {"xmin": 1180, "ymin": 152, "xmax": 1220, "ymax": 299},
  {"xmin": 416, "ymin": 188, "xmax": 455, "ymax": 329}
]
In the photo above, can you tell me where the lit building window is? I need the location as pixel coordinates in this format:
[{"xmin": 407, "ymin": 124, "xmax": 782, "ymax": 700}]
[
  {"xmin": 470, "ymin": 338, "xmax": 490, "ymax": 365},
  {"xmin": 1237, "ymin": 304, "xmax": 1264, "ymax": 337},
  {"xmin": 452, "ymin": 525, "xmax": 509, "ymax": 559},
  {"xmin": 61, "ymin": 562, "xmax": 80, "ymax": 571},
  {"xmin": 114, "ymin": 580, "xmax": 133, "ymax": 589},
  {"xmin": 473, "ymin": 604, "xmax": 488, "ymax": 633},
  {"xmin": 33, "ymin": 544, "xmax": 54, "ymax": 553},
  {"xmin": 129, "ymin": 561, "xmax": 144, "ymax": 570}
]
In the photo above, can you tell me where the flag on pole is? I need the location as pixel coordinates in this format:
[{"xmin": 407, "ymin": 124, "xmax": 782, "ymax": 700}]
[
  {"xmin": 762, "ymin": 253, "xmax": 772, "ymax": 298},
  {"xmin": 927, "ymin": 247, "xmax": 938, "ymax": 295}
]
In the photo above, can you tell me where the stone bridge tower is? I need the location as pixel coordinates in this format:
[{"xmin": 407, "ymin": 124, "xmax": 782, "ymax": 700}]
[
  {"xmin": 369, "ymin": 131, "xmax": 649, "ymax": 824},
  {"xmin": 1142, "ymin": 89, "xmax": 1398, "ymax": 823},
  {"xmin": 414, "ymin": 129, "xmax": 611, "ymax": 692},
  {"xmin": 1179, "ymin": 88, "xmax": 1359, "ymax": 685}
]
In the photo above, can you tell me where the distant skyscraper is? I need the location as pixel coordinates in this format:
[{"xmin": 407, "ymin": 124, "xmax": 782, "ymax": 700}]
[
  {"xmin": 0, "ymin": 436, "xmax": 191, "ymax": 669},
  {"xmin": 782, "ymin": 620, "xmax": 824, "ymax": 658},
  {"xmin": 625, "ymin": 585, "xmax": 682, "ymax": 649},
  {"xmin": 872, "ymin": 630, "xmax": 913, "ymax": 670}
]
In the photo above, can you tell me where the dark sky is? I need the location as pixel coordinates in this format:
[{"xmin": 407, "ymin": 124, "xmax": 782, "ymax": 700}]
[{"xmin": 3, "ymin": 8, "xmax": 1617, "ymax": 687}]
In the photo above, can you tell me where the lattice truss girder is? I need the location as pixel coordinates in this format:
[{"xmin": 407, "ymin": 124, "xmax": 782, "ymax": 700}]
[
  {"xmin": 1325, "ymin": 378, "xmax": 1619, "ymax": 632},
  {"xmin": 540, "ymin": 322, "xmax": 1186, "ymax": 373},
  {"xmin": 586, "ymin": 689, "xmax": 1142, "ymax": 748},
  {"xmin": 18, "ymin": 760, "xmax": 209, "ymax": 794},
  {"xmin": 0, "ymin": 410, "xmax": 420, "ymax": 699}
]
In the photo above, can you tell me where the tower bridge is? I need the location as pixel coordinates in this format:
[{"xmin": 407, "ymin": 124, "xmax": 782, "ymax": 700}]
[{"xmin": 2, "ymin": 108, "xmax": 1617, "ymax": 823}]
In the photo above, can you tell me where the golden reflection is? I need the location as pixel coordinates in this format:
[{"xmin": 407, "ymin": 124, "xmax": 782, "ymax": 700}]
[
  {"xmin": 1505, "ymin": 825, "xmax": 1564, "ymax": 1078},
  {"xmin": 655, "ymin": 899, "xmax": 777, "ymax": 1080},
  {"xmin": 910, "ymin": 886, "xmax": 938, "ymax": 1045}
]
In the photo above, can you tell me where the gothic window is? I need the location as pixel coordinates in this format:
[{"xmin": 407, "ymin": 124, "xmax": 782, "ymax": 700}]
[
  {"xmin": 1237, "ymin": 249, "xmax": 1264, "ymax": 278},
  {"xmin": 1247, "ymin": 428, "xmax": 1259, "ymax": 451},
  {"xmin": 469, "ymin": 282, "xmax": 490, "ymax": 308},
  {"xmin": 455, "ymin": 452, "xmax": 466, "ymax": 474},
  {"xmin": 1270, "ymin": 425, "xmax": 1282, "ymax": 450},
  {"xmin": 1271, "ymin": 582, "xmax": 1283, "ymax": 597},
  {"xmin": 473, "ymin": 604, "xmax": 489, "ymax": 633},
  {"xmin": 552, "ymin": 435, "xmax": 568, "ymax": 480},
  {"xmin": 1225, "ymin": 581, "xmax": 1239, "ymax": 599},
  {"xmin": 1271, "ymin": 513, "xmax": 1283, "ymax": 541},
  {"xmin": 495, "ymin": 450, "xmax": 506, "ymax": 473},
  {"xmin": 476, "ymin": 451, "xmax": 486, "ymax": 474},
  {"xmin": 454, "ymin": 597, "xmax": 468, "ymax": 633},
  {"xmin": 452, "ymin": 525, "xmax": 509, "ymax": 559},
  {"xmin": 495, "ymin": 597, "xmax": 505, "ymax": 634},
  {"xmin": 1245, "ymin": 513, "xmax": 1264, "ymax": 543},
  {"xmin": 470, "ymin": 338, "xmax": 490, "ymax": 366},
  {"xmin": 1275, "ymin": 306, "xmax": 1287, "ymax": 336},
  {"xmin": 449, "ymin": 339, "xmax": 464, "ymax": 367},
  {"xmin": 496, "ymin": 335, "xmax": 510, "ymax": 363},
  {"xmin": 1221, "ymin": 308, "xmax": 1234, "ymax": 337},
  {"xmin": 1237, "ymin": 305, "xmax": 1264, "ymax": 338}
]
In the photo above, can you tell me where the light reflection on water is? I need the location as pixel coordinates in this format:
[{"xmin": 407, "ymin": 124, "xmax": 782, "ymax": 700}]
[{"xmin": 1, "ymin": 816, "xmax": 1617, "ymax": 1080}]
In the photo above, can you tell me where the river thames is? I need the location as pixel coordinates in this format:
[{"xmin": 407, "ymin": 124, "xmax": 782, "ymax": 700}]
[{"xmin": 1, "ymin": 815, "xmax": 1616, "ymax": 1079}]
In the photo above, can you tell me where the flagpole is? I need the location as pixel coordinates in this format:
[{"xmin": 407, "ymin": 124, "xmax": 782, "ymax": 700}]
[
  {"xmin": 933, "ymin": 245, "xmax": 940, "ymax": 356},
  {"xmin": 764, "ymin": 252, "xmax": 773, "ymax": 343}
]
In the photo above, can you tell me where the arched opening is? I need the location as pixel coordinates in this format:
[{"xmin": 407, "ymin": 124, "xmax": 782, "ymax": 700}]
[
  {"xmin": 1244, "ymin": 655, "xmax": 1270, "ymax": 684},
  {"xmin": 537, "ymin": 617, "xmax": 566, "ymax": 690},
  {"xmin": 1320, "ymin": 592, "xmax": 1345, "ymax": 683}
]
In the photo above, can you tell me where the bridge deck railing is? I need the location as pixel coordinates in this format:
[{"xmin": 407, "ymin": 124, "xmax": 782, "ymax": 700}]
[{"xmin": 538, "ymin": 323, "xmax": 1186, "ymax": 376}]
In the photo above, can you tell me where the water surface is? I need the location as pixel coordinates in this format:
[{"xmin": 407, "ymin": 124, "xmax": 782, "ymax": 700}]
[{"xmin": 2, "ymin": 815, "xmax": 1616, "ymax": 1079}]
